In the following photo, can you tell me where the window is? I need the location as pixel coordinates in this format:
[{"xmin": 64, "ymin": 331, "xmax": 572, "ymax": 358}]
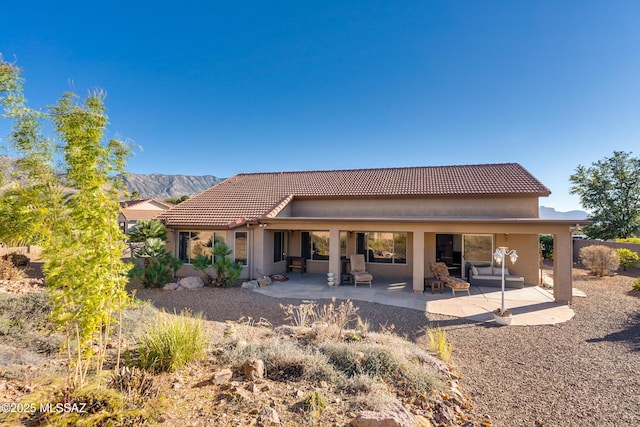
[
  {"xmin": 463, "ymin": 235, "xmax": 493, "ymax": 263},
  {"xmin": 235, "ymin": 231, "xmax": 248, "ymax": 266},
  {"xmin": 311, "ymin": 231, "xmax": 329, "ymax": 260},
  {"xmin": 273, "ymin": 231, "xmax": 285, "ymax": 262},
  {"xmin": 178, "ymin": 231, "xmax": 224, "ymax": 264},
  {"xmin": 356, "ymin": 232, "xmax": 407, "ymax": 264},
  {"xmin": 300, "ymin": 231, "xmax": 347, "ymax": 261}
]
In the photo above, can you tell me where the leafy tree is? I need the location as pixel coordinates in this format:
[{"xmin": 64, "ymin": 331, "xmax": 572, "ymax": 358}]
[
  {"xmin": 1, "ymin": 59, "xmax": 131, "ymax": 387},
  {"xmin": 165, "ymin": 195, "xmax": 190, "ymax": 204},
  {"xmin": 570, "ymin": 151, "xmax": 640, "ymax": 239}
]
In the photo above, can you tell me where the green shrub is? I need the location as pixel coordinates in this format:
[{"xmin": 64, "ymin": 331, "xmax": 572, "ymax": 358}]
[
  {"xmin": 211, "ymin": 241, "xmax": 243, "ymax": 287},
  {"xmin": 539, "ymin": 235, "xmax": 553, "ymax": 260},
  {"xmin": 615, "ymin": 237, "xmax": 640, "ymax": 244},
  {"xmin": 579, "ymin": 245, "xmax": 620, "ymax": 277},
  {"xmin": 138, "ymin": 310, "xmax": 209, "ymax": 372},
  {"xmin": 633, "ymin": 277, "xmax": 640, "ymax": 291},
  {"xmin": 192, "ymin": 254, "xmax": 213, "ymax": 285},
  {"xmin": 131, "ymin": 237, "xmax": 182, "ymax": 287},
  {"xmin": 617, "ymin": 248, "xmax": 639, "ymax": 271}
]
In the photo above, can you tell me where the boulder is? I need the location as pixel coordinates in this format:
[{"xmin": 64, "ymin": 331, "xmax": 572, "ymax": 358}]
[
  {"xmin": 257, "ymin": 277, "xmax": 271, "ymax": 287},
  {"xmin": 242, "ymin": 358, "xmax": 265, "ymax": 380},
  {"xmin": 352, "ymin": 399, "xmax": 418, "ymax": 427},
  {"xmin": 212, "ymin": 368, "xmax": 233, "ymax": 384},
  {"xmin": 258, "ymin": 407, "xmax": 280, "ymax": 425},
  {"xmin": 163, "ymin": 282, "xmax": 179, "ymax": 291},
  {"xmin": 241, "ymin": 280, "xmax": 259, "ymax": 289},
  {"xmin": 180, "ymin": 276, "xmax": 204, "ymax": 289}
]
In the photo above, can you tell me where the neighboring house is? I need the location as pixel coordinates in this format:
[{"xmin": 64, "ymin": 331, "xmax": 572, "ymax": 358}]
[
  {"xmin": 157, "ymin": 163, "xmax": 588, "ymax": 303},
  {"xmin": 119, "ymin": 199, "xmax": 173, "ymax": 233}
]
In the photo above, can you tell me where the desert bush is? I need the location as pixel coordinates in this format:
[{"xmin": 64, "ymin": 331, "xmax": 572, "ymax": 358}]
[
  {"xmin": 108, "ymin": 366, "xmax": 159, "ymax": 400},
  {"xmin": 138, "ymin": 310, "xmax": 209, "ymax": 372},
  {"xmin": 219, "ymin": 338, "xmax": 341, "ymax": 384},
  {"xmin": 280, "ymin": 300, "xmax": 317, "ymax": 327},
  {"xmin": 423, "ymin": 326, "xmax": 453, "ymax": 362},
  {"xmin": 320, "ymin": 342, "xmax": 438, "ymax": 395},
  {"xmin": 617, "ymin": 248, "xmax": 639, "ymax": 271},
  {"xmin": 0, "ymin": 257, "xmax": 26, "ymax": 281},
  {"xmin": 580, "ymin": 245, "xmax": 620, "ymax": 277},
  {"xmin": 281, "ymin": 298, "xmax": 361, "ymax": 340},
  {"xmin": 10, "ymin": 377, "xmax": 157, "ymax": 426},
  {"xmin": 633, "ymin": 277, "xmax": 640, "ymax": 291},
  {"xmin": 1, "ymin": 252, "xmax": 30, "ymax": 267}
]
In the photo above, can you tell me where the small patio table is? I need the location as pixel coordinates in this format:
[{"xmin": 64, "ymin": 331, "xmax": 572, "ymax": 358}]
[{"xmin": 425, "ymin": 278, "xmax": 444, "ymax": 294}]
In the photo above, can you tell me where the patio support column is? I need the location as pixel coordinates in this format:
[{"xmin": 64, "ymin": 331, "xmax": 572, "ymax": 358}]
[
  {"xmin": 553, "ymin": 229, "xmax": 573, "ymax": 303},
  {"xmin": 413, "ymin": 230, "xmax": 425, "ymax": 293},
  {"xmin": 329, "ymin": 228, "xmax": 341, "ymax": 279}
]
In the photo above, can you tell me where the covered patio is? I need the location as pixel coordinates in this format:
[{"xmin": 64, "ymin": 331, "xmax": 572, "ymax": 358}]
[{"xmin": 251, "ymin": 272, "xmax": 576, "ymax": 326}]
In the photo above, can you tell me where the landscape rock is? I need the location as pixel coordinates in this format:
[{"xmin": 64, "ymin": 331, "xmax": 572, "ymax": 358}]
[
  {"xmin": 352, "ymin": 399, "xmax": 418, "ymax": 427},
  {"xmin": 180, "ymin": 276, "xmax": 204, "ymax": 289},
  {"xmin": 241, "ymin": 280, "xmax": 259, "ymax": 289},
  {"xmin": 163, "ymin": 282, "xmax": 179, "ymax": 291},
  {"xmin": 257, "ymin": 277, "xmax": 271, "ymax": 287},
  {"xmin": 213, "ymin": 368, "xmax": 233, "ymax": 384},
  {"xmin": 258, "ymin": 407, "xmax": 280, "ymax": 425},
  {"xmin": 243, "ymin": 358, "xmax": 265, "ymax": 380}
]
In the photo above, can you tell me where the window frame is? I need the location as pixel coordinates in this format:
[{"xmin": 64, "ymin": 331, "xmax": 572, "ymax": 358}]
[
  {"xmin": 177, "ymin": 230, "xmax": 225, "ymax": 264},
  {"xmin": 234, "ymin": 231, "xmax": 248, "ymax": 266},
  {"xmin": 356, "ymin": 231, "xmax": 408, "ymax": 265}
]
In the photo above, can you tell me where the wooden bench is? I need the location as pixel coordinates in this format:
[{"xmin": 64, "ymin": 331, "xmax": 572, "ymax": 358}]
[{"xmin": 286, "ymin": 256, "xmax": 306, "ymax": 274}]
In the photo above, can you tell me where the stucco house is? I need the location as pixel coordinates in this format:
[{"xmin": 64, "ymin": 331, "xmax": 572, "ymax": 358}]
[
  {"xmin": 119, "ymin": 198, "xmax": 173, "ymax": 233},
  {"xmin": 156, "ymin": 163, "xmax": 586, "ymax": 303}
]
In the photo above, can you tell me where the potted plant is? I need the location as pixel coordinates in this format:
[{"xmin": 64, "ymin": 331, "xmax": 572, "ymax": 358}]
[
  {"xmin": 492, "ymin": 247, "xmax": 518, "ymax": 326},
  {"xmin": 493, "ymin": 308, "xmax": 512, "ymax": 325}
]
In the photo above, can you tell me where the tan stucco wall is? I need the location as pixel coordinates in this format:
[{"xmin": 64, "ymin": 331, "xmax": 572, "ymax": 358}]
[
  {"xmin": 493, "ymin": 234, "xmax": 540, "ymax": 286},
  {"xmin": 288, "ymin": 196, "xmax": 540, "ymax": 218},
  {"xmin": 166, "ymin": 218, "xmax": 577, "ymax": 302}
]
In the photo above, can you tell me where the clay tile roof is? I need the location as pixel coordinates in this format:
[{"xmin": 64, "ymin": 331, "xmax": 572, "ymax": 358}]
[{"xmin": 157, "ymin": 163, "xmax": 550, "ymax": 228}]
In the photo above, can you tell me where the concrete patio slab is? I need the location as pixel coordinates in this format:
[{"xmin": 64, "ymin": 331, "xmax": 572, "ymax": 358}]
[{"xmin": 251, "ymin": 273, "xmax": 575, "ymax": 326}]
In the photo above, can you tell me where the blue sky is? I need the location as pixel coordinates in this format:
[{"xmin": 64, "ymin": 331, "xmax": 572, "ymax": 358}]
[{"xmin": 2, "ymin": 1, "xmax": 640, "ymax": 212}]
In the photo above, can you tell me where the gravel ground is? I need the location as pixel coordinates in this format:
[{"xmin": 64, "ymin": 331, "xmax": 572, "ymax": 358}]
[{"xmin": 132, "ymin": 267, "xmax": 640, "ymax": 427}]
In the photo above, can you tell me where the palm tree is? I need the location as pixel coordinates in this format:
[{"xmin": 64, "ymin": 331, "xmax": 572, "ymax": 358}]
[{"xmin": 128, "ymin": 219, "xmax": 167, "ymax": 242}]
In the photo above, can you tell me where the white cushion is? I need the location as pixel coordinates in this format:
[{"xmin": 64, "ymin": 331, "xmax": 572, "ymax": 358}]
[{"xmin": 471, "ymin": 266, "xmax": 479, "ymax": 276}]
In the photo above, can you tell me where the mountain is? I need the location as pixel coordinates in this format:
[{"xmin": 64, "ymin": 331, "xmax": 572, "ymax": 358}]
[
  {"xmin": 121, "ymin": 173, "xmax": 224, "ymax": 199},
  {"xmin": 539, "ymin": 206, "xmax": 588, "ymax": 220},
  {"xmin": 2, "ymin": 155, "xmax": 223, "ymax": 199}
]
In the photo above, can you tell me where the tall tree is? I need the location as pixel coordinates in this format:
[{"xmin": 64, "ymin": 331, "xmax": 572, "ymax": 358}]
[
  {"xmin": 0, "ymin": 59, "xmax": 131, "ymax": 386},
  {"xmin": 569, "ymin": 151, "xmax": 640, "ymax": 239}
]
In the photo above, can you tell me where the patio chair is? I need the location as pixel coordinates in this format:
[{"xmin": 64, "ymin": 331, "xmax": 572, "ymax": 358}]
[
  {"xmin": 350, "ymin": 254, "xmax": 373, "ymax": 287},
  {"xmin": 430, "ymin": 262, "xmax": 470, "ymax": 296}
]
